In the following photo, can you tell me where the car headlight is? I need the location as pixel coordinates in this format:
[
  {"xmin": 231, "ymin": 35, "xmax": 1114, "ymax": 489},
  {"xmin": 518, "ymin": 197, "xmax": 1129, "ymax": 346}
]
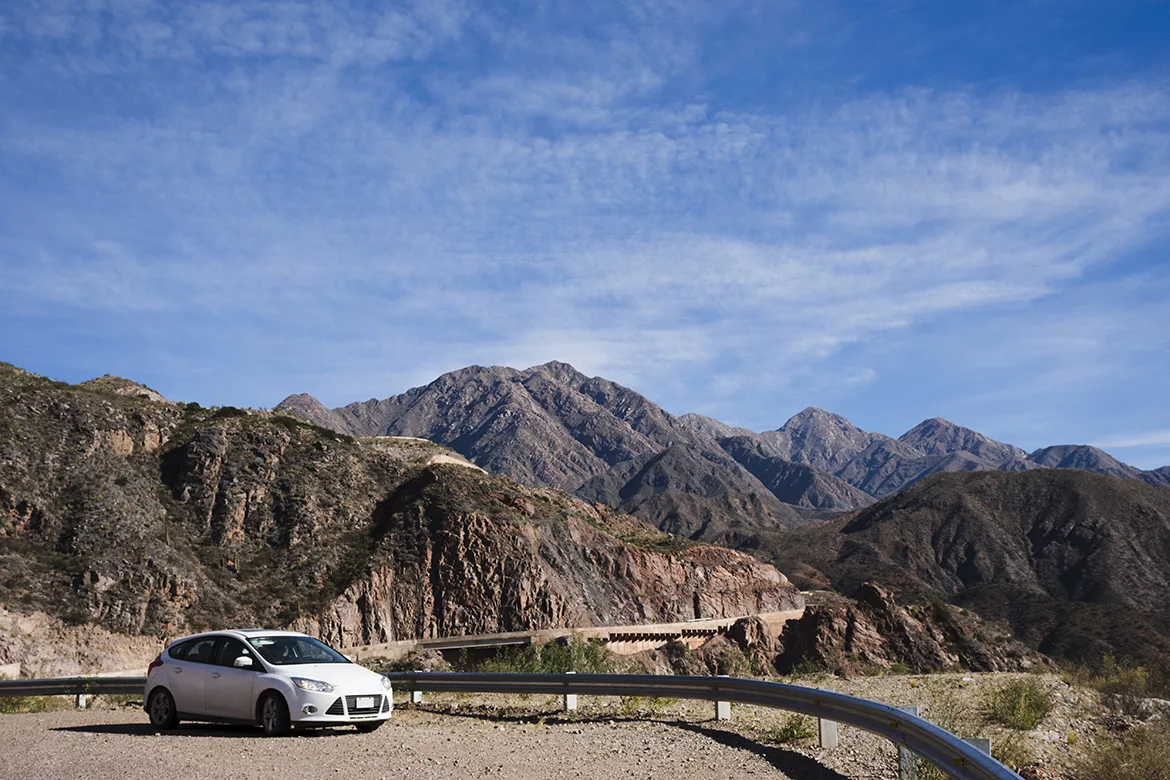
[
  {"xmin": 380, "ymin": 676, "xmax": 392, "ymax": 690},
  {"xmin": 292, "ymin": 678, "xmax": 335, "ymax": 693}
]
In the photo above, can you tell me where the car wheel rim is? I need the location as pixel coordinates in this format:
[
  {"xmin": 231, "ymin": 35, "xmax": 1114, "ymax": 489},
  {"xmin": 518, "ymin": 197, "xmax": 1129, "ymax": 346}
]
[
  {"xmin": 151, "ymin": 693, "xmax": 170, "ymax": 723},
  {"xmin": 264, "ymin": 699, "xmax": 277, "ymax": 731}
]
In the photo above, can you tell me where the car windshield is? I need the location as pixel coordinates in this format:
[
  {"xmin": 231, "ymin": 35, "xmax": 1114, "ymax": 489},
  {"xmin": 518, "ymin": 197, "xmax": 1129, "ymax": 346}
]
[{"xmin": 246, "ymin": 635, "xmax": 349, "ymax": 666}]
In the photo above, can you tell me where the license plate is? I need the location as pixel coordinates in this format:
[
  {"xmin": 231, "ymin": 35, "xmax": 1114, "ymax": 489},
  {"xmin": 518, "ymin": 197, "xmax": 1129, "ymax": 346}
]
[{"xmin": 356, "ymin": 697, "xmax": 375, "ymax": 709}]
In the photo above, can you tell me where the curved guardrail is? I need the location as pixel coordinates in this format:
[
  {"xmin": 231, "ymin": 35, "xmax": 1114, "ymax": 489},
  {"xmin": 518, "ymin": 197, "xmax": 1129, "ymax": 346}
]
[
  {"xmin": 385, "ymin": 672, "xmax": 1021, "ymax": 780},
  {"xmin": 1, "ymin": 672, "xmax": 1020, "ymax": 779}
]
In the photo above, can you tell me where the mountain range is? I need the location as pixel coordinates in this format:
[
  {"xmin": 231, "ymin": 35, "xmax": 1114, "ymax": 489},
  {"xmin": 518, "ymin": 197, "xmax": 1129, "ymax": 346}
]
[
  {"xmin": 277, "ymin": 361, "xmax": 1168, "ymax": 543},
  {"xmin": 4, "ymin": 359, "xmax": 1169, "ymax": 676}
]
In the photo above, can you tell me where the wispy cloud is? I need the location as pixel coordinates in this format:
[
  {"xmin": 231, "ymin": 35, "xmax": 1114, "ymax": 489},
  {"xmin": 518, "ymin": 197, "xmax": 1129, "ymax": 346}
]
[
  {"xmin": 1094, "ymin": 431, "xmax": 1170, "ymax": 449},
  {"xmin": 1, "ymin": 1, "xmax": 1168, "ymax": 462}
]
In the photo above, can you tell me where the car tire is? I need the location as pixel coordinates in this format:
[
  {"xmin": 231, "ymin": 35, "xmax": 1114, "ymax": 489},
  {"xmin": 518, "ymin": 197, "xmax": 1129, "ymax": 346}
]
[
  {"xmin": 259, "ymin": 692, "xmax": 291, "ymax": 737},
  {"xmin": 147, "ymin": 688, "xmax": 179, "ymax": 730},
  {"xmin": 354, "ymin": 721, "xmax": 384, "ymax": 734}
]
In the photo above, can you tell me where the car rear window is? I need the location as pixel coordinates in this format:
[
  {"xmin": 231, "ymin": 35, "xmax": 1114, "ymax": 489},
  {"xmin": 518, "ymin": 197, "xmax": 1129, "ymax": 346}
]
[{"xmin": 168, "ymin": 636, "xmax": 218, "ymax": 664}]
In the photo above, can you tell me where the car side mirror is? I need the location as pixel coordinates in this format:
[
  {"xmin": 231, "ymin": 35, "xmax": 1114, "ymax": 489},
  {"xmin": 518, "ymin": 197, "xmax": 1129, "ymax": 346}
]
[{"xmin": 233, "ymin": 656, "xmax": 254, "ymax": 669}]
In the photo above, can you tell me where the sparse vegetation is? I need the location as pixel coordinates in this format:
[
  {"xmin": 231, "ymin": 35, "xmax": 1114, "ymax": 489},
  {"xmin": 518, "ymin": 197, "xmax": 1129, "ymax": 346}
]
[
  {"xmin": 477, "ymin": 637, "xmax": 614, "ymax": 674},
  {"xmin": 985, "ymin": 677, "xmax": 1054, "ymax": 730},
  {"xmin": 759, "ymin": 714, "xmax": 816, "ymax": 745},
  {"xmin": 0, "ymin": 676, "xmax": 66, "ymax": 714},
  {"xmin": 1072, "ymin": 654, "xmax": 1170, "ymax": 716},
  {"xmin": 1073, "ymin": 722, "xmax": 1170, "ymax": 780}
]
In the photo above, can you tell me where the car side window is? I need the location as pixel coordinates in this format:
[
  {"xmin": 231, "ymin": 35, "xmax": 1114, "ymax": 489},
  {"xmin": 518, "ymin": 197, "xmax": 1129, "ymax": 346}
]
[
  {"xmin": 167, "ymin": 640, "xmax": 192, "ymax": 660},
  {"xmin": 213, "ymin": 638, "xmax": 254, "ymax": 668},
  {"xmin": 183, "ymin": 637, "xmax": 219, "ymax": 664}
]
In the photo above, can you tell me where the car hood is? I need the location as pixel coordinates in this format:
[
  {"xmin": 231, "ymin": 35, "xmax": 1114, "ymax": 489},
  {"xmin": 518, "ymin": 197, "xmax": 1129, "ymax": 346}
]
[{"xmin": 275, "ymin": 663, "xmax": 387, "ymax": 690}]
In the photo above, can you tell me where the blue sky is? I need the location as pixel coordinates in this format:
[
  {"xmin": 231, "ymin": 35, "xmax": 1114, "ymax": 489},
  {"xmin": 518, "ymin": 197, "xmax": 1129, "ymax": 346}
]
[{"xmin": 2, "ymin": 1, "xmax": 1169, "ymax": 467}]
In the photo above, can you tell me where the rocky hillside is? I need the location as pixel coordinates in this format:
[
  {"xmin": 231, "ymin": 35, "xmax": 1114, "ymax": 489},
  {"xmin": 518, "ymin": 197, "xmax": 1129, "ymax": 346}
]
[
  {"xmin": 0, "ymin": 363, "xmax": 804, "ymax": 671},
  {"xmin": 762, "ymin": 469, "xmax": 1170, "ymax": 668}
]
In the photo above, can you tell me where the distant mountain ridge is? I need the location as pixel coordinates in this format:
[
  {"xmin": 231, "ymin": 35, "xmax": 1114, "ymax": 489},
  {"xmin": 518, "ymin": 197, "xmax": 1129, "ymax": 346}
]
[{"xmin": 276, "ymin": 362, "xmax": 1168, "ymax": 538}]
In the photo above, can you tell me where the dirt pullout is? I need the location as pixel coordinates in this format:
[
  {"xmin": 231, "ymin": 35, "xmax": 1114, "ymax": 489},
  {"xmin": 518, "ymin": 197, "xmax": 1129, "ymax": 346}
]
[{"xmin": 0, "ymin": 707, "xmax": 795, "ymax": 780}]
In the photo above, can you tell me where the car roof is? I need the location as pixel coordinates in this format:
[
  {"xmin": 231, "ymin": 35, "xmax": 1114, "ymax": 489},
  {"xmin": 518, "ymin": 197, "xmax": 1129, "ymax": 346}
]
[{"xmin": 166, "ymin": 628, "xmax": 310, "ymax": 646}]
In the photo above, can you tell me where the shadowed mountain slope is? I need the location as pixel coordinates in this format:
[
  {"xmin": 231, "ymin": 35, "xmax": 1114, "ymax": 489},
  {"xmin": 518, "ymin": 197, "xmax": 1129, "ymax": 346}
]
[
  {"xmin": 716, "ymin": 435, "xmax": 875, "ymax": 511},
  {"xmin": 575, "ymin": 443, "xmax": 807, "ymax": 543}
]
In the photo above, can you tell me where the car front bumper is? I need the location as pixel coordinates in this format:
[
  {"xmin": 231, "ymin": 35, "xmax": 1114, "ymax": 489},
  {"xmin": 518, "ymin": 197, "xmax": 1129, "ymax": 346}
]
[{"xmin": 289, "ymin": 688, "xmax": 394, "ymax": 724}]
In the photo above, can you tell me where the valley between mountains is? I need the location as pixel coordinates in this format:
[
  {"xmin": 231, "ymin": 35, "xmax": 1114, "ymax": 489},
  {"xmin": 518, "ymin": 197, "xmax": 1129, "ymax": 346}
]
[{"xmin": 2, "ymin": 359, "xmax": 1169, "ymax": 685}]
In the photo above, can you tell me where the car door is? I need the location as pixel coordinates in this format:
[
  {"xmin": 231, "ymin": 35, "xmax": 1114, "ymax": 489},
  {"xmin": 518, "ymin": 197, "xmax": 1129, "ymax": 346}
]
[
  {"xmin": 204, "ymin": 637, "xmax": 260, "ymax": 721},
  {"xmin": 167, "ymin": 635, "xmax": 218, "ymax": 715}
]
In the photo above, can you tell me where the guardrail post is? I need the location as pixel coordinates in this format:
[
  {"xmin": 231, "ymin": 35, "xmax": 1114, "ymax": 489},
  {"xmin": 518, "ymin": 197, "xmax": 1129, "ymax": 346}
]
[
  {"xmin": 818, "ymin": 717, "xmax": 838, "ymax": 748},
  {"xmin": 75, "ymin": 694, "xmax": 87, "ymax": 710},
  {"xmin": 964, "ymin": 737, "xmax": 992, "ymax": 755},
  {"xmin": 715, "ymin": 675, "xmax": 731, "ymax": 721},
  {"xmin": 896, "ymin": 705, "xmax": 919, "ymax": 780},
  {"xmin": 563, "ymin": 670, "xmax": 578, "ymax": 712}
]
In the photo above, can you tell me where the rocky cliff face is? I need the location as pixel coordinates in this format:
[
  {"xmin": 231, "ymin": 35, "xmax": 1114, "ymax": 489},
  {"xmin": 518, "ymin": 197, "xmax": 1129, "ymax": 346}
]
[
  {"xmin": 0, "ymin": 363, "xmax": 802, "ymax": 671},
  {"xmin": 775, "ymin": 583, "xmax": 1043, "ymax": 675}
]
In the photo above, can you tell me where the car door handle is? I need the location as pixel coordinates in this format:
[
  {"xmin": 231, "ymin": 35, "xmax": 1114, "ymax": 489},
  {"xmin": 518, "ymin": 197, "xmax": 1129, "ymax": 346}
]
[
  {"xmin": 209, "ymin": 673, "xmax": 221, "ymax": 679},
  {"xmin": 172, "ymin": 668, "xmax": 182, "ymax": 674}
]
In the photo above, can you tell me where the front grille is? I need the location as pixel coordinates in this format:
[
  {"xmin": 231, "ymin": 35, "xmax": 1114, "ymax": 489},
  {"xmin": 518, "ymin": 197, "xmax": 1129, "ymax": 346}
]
[
  {"xmin": 382, "ymin": 697, "xmax": 391, "ymax": 713},
  {"xmin": 345, "ymin": 694, "xmax": 384, "ymax": 716},
  {"xmin": 326, "ymin": 698, "xmax": 344, "ymax": 716}
]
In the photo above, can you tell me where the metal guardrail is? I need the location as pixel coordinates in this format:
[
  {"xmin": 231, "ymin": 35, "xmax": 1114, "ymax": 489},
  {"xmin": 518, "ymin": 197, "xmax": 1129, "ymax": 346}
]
[
  {"xmin": 0, "ymin": 672, "xmax": 1020, "ymax": 779},
  {"xmin": 385, "ymin": 672, "xmax": 1022, "ymax": 780},
  {"xmin": 0, "ymin": 676, "xmax": 145, "ymax": 696}
]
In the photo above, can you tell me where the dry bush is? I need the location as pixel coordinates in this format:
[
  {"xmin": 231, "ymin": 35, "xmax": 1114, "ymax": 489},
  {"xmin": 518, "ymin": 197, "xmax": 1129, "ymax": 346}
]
[{"xmin": 1074, "ymin": 723, "xmax": 1170, "ymax": 780}]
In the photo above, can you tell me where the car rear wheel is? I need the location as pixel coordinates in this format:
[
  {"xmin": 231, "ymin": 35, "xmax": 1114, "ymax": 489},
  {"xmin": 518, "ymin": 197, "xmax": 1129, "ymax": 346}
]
[
  {"xmin": 147, "ymin": 688, "xmax": 179, "ymax": 730},
  {"xmin": 354, "ymin": 721, "xmax": 383, "ymax": 734},
  {"xmin": 259, "ymin": 693, "xmax": 291, "ymax": 737}
]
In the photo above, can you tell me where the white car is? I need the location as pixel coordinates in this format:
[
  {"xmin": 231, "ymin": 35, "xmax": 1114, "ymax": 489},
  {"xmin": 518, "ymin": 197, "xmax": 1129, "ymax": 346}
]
[{"xmin": 144, "ymin": 629, "xmax": 393, "ymax": 736}]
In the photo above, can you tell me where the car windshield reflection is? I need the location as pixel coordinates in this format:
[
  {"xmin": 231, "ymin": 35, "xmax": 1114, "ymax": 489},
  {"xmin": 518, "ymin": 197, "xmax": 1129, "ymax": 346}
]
[{"xmin": 247, "ymin": 635, "xmax": 350, "ymax": 665}]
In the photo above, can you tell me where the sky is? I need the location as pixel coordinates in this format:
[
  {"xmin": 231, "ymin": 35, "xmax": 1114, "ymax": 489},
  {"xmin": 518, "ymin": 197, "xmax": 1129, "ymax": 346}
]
[{"xmin": 1, "ymin": 0, "xmax": 1169, "ymax": 468}]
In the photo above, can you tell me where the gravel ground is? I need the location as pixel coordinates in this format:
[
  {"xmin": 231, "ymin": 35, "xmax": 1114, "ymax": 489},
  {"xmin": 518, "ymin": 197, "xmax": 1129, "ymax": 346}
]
[{"xmin": 0, "ymin": 705, "xmax": 851, "ymax": 780}]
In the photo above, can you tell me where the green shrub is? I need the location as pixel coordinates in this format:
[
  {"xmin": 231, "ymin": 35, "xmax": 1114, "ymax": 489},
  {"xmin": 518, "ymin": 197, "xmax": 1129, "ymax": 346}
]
[
  {"xmin": 992, "ymin": 730, "xmax": 1036, "ymax": 771},
  {"xmin": 760, "ymin": 714, "xmax": 816, "ymax": 745},
  {"xmin": 985, "ymin": 677, "xmax": 1054, "ymax": 731},
  {"xmin": 478, "ymin": 636, "xmax": 613, "ymax": 674},
  {"xmin": 1073, "ymin": 723, "xmax": 1170, "ymax": 780},
  {"xmin": 0, "ymin": 675, "xmax": 64, "ymax": 714}
]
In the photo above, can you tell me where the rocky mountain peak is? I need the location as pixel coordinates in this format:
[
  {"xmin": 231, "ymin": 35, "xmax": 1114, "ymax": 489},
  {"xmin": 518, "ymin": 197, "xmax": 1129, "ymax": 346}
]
[
  {"xmin": 1026, "ymin": 444, "xmax": 1144, "ymax": 481},
  {"xmin": 78, "ymin": 374, "xmax": 167, "ymax": 403},
  {"xmin": 899, "ymin": 417, "xmax": 1026, "ymax": 464},
  {"xmin": 274, "ymin": 393, "xmax": 353, "ymax": 434},
  {"xmin": 529, "ymin": 360, "xmax": 589, "ymax": 385},
  {"xmin": 765, "ymin": 406, "xmax": 887, "ymax": 473}
]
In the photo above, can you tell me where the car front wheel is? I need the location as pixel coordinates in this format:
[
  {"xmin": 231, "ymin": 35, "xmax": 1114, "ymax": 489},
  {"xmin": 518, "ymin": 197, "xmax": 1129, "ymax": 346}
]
[
  {"xmin": 147, "ymin": 688, "xmax": 179, "ymax": 730},
  {"xmin": 259, "ymin": 692, "xmax": 291, "ymax": 737}
]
